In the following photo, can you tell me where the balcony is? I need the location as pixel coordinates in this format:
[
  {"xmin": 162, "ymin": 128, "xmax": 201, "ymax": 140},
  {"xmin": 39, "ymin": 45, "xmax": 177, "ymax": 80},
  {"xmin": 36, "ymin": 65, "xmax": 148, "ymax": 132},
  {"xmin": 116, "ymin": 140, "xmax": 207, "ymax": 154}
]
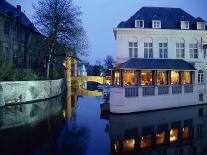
[{"xmin": 124, "ymin": 85, "xmax": 194, "ymax": 98}]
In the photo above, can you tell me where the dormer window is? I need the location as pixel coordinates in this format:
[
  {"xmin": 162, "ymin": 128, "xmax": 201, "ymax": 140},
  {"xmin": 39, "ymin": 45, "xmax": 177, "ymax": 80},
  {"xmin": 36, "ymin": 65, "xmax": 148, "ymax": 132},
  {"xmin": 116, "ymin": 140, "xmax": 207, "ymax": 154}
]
[
  {"xmin": 197, "ymin": 22, "xmax": 205, "ymax": 30},
  {"xmin": 180, "ymin": 21, "xmax": 189, "ymax": 29},
  {"xmin": 152, "ymin": 20, "xmax": 161, "ymax": 29},
  {"xmin": 135, "ymin": 20, "xmax": 144, "ymax": 28}
]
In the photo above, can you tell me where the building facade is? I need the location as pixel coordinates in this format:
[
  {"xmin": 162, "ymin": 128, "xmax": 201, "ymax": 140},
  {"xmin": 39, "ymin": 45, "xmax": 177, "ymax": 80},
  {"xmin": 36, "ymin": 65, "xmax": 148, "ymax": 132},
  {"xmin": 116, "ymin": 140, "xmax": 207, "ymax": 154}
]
[
  {"xmin": 0, "ymin": 0, "xmax": 42, "ymax": 68},
  {"xmin": 110, "ymin": 7, "xmax": 207, "ymax": 113}
]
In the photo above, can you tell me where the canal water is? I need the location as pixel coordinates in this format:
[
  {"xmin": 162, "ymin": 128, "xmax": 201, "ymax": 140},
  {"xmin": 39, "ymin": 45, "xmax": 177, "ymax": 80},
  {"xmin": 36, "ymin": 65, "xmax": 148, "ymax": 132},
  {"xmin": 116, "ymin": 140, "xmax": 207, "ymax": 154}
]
[{"xmin": 0, "ymin": 91, "xmax": 207, "ymax": 155}]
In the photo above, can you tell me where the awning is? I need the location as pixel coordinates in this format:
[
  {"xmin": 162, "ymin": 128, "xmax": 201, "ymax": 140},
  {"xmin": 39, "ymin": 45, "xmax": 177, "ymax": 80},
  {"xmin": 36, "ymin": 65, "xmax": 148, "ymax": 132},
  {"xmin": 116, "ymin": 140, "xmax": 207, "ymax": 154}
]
[{"xmin": 116, "ymin": 58, "xmax": 196, "ymax": 71}]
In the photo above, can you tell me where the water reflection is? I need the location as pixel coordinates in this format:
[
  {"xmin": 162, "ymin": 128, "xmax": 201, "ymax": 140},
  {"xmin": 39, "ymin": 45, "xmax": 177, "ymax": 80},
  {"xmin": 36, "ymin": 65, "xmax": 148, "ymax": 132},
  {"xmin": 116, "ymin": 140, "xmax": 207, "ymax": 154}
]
[{"xmin": 108, "ymin": 105, "xmax": 207, "ymax": 155}]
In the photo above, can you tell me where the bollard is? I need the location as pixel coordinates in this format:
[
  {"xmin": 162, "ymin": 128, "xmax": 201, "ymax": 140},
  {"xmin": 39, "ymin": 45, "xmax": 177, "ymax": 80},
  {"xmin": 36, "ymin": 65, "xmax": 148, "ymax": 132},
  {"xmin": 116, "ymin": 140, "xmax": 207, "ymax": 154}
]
[{"xmin": 0, "ymin": 84, "xmax": 5, "ymax": 107}]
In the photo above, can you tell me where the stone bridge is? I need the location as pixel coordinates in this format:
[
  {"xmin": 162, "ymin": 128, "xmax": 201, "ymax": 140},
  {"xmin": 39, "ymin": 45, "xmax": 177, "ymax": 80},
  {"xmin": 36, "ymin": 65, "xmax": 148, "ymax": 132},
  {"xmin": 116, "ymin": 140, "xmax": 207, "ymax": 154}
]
[{"xmin": 72, "ymin": 76, "xmax": 105, "ymax": 87}]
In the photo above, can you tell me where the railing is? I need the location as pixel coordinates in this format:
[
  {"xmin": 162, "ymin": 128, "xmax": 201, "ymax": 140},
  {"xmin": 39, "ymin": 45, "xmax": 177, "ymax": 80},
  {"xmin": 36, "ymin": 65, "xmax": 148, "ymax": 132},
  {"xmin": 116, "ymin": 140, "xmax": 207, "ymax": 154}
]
[
  {"xmin": 123, "ymin": 85, "xmax": 193, "ymax": 98},
  {"xmin": 125, "ymin": 86, "xmax": 139, "ymax": 97},
  {"xmin": 172, "ymin": 85, "xmax": 182, "ymax": 94},
  {"xmin": 143, "ymin": 86, "xmax": 155, "ymax": 96},
  {"xmin": 184, "ymin": 85, "xmax": 194, "ymax": 93},
  {"xmin": 158, "ymin": 85, "xmax": 169, "ymax": 95}
]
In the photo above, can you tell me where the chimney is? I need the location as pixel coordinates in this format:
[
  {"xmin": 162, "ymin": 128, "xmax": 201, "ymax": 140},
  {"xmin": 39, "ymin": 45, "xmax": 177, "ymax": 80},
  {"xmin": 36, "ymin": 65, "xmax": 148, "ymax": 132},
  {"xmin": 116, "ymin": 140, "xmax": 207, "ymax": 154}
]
[{"xmin": 16, "ymin": 5, "xmax": 21, "ymax": 11}]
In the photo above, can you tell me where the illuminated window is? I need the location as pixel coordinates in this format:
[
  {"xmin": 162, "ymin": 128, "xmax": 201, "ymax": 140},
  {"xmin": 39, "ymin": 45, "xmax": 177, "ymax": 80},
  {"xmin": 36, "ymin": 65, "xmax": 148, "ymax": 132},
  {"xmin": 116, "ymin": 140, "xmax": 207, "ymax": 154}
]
[
  {"xmin": 129, "ymin": 42, "xmax": 138, "ymax": 58},
  {"xmin": 140, "ymin": 135, "xmax": 151, "ymax": 148},
  {"xmin": 171, "ymin": 71, "xmax": 180, "ymax": 85},
  {"xmin": 159, "ymin": 43, "xmax": 168, "ymax": 58},
  {"xmin": 141, "ymin": 71, "xmax": 152, "ymax": 85},
  {"xmin": 114, "ymin": 71, "xmax": 120, "ymax": 85},
  {"xmin": 182, "ymin": 127, "xmax": 190, "ymax": 139},
  {"xmin": 124, "ymin": 70, "xmax": 137, "ymax": 86},
  {"xmin": 198, "ymin": 70, "xmax": 204, "ymax": 84},
  {"xmin": 176, "ymin": 43, "xmax": 185, "ymax": 58},
  {"xmin": 113, "ymin": 140, "xmax": 120, "ymax": 153},
  {"xmin": 170, "ymin": 129, "xmax": 179, "ymax": 143},
  {"xmin": 183, "ymin": 72, "xmax": 191, "ymax": 84},
  {"xmin": 189, "ymin": 43, "xmax": 198, "ymax": 58},
  {"xmin": 123, "ymin": 139, "xmax": 135, "ymax": 151},
  {"xmin": 156, "ymin": 132, "xmax": 165, "ymax": 144},
  {"xmin": 157, "ymin": 71, "xmax": 167, "ymax": 85}
]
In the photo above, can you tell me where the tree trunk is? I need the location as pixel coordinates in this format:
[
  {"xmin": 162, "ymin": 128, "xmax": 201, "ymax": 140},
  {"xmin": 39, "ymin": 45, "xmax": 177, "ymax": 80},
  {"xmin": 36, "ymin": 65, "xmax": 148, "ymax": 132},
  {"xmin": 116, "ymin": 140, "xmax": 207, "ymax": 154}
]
[{"xmin": 46, "ymin": 54, "xmax": 52, "ymax": 79}]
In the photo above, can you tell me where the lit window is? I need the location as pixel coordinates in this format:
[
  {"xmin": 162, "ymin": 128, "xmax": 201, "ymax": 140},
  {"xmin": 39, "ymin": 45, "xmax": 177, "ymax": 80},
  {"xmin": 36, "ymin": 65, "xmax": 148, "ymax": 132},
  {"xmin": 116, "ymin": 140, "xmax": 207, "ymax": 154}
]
[
  {"xmin": 141, "ymin": 71, "xmax": 152, "ymax": 86},
  {"xmin": 123, "ymin": 70, "xmax": 137, "ymax": 86},
  {"xmin": 171, "ymin": 71, "xmax": 180, "ymax": 85},
  {"xmin": 140, "ymin": 135, "xmax": 151, "ymax": 148},
  {"xmin": 135, "ymin": 20, "xmax": 144, "ymax": 28},
  {"xmin": 157, "ymin": 71, "xmax": 167, "ymax": 85},
  {"xmin": 198, "ymin": 70, "xmax": 204, "ymax": 84},
  {"xmin": 159, "ymin": 43, "xmax": 168, "ymax": 58},
  {"xmin": 156, "ymin": 132, "xmax": 165, "ymax": 144},
  {"xmin": 197, "ymin": 22, "xmax": 205, "ymax": 30},
  {"xmin": 189, "ymin": 43, "xmax": 198, "ymax": 58},
  {"xmin": 183, "ymin": 71, "xmax": 191, "ymax": 84},
  {"xmin": 123, "ymin": 139, "xmax": 135, "ymax": 151},
  {"xmin": 170, "ymin": 129, "xmax": 179, "ymax": 143},
  {"xmin": 114, "ymin": 71, "xmax": 120, "ymax": 85},
  {"xmin": 152, "ymin": 20, "xmax": 161, "ymax": 28},
  {"xmin": 129, "ymin": 42, "xmax": 138, "ymax": 58},
  {"xmin": 182, "ymin": 127, "xmax": 190, "ymax": 139},
  {"xmin": 113, "ymin": 140, "xmax": 120, "ymax": 153},
  {"xmin": 181, "ymin": 21, "xmax": 189, "ymax": 29},
  {"xmin": 144, "ymin": 42, "xmax": 153, "ymax": 58},
  {"xmin": 176, "ymin": 43, "xmax": 185, "ymax": 58}
]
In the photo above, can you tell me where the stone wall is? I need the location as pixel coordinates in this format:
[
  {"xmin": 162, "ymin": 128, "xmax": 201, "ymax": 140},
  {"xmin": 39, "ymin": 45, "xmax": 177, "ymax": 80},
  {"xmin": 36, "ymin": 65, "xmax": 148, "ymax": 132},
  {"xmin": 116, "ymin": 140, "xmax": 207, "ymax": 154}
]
[{"xmin": 0, "ymin": 79, "xmax": 66, "ymax": 106}]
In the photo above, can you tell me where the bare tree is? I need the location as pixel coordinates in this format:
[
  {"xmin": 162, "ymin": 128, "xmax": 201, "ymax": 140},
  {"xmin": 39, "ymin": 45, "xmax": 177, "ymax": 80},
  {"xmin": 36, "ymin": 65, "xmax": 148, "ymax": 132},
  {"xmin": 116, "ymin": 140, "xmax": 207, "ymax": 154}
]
[
  {"xmin": 103, "ymin": 55, "xmax": 113, "ymax": 76},
  {"xmin": 33, "ymin": 0, "xmax": 88, "ymax": 79}
]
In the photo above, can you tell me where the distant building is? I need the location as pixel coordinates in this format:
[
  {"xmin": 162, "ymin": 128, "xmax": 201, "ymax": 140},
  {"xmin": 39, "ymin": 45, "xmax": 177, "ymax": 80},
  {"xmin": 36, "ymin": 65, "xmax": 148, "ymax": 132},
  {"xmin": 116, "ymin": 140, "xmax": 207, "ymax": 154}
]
[
  {"xmin": 77, "ymin": 60, "xmax": 89, "ymax": 76},
  {"xmin": 0, "ymin": 0, "xmax": 43, "ymax": 68},
  {"xmin": 110, "ymin": 7, "xmax": 207, "ymax": 113}
]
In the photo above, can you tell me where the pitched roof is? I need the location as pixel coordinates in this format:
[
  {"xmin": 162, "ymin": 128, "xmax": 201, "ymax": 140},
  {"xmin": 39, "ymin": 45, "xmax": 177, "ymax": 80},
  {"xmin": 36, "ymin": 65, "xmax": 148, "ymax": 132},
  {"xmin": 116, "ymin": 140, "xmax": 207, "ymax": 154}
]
[
  {"xmin": 117, "ymin": 7, "xmax": 207, "ymax": 30},
  {"xmin": 0, "ymin": 0, "xmax": 39, "ymax": 34},
  {"xmin": 117, "ymin": 58, "xmax": 195, "ymax": 70}
]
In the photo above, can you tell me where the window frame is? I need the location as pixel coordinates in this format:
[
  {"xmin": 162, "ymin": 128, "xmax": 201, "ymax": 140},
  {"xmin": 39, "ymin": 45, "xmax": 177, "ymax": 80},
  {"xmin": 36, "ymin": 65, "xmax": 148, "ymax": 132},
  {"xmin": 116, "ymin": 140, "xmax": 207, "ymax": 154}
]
[
  {"xmin": 135, "ymin": 20, "xmax": 144, "ymax": 28},
  {"xmin": 197, "ymin": 22, "xmax": 205, "ymax": 30},
  {"xmin": 152, "ymin": 20, "xmax": 161, "ymax": 29},
  {"xmin": 129, "ymin": 42, "xmax": 138, "ymax": 58},
  {"xmin": 159, "ymin": 43, "xmax": 168, "ymax": 58},
  {"xmin": 181, "ymin": 21, "xmax": 189, "ymax": 30},
  {"xmin": 144, "ymin": 42, "xmax": 153, "ymax": 58},
  {"xmin": 198, "ymin": 70, "xmax": 204, "ymax": 84},
  {"xmin": 176, "ymin": 43, "xmax": 185, "ymax": 58},
  {"xmin": 189, "ymin": 43, "xmax": 198, "ymax": 59}
]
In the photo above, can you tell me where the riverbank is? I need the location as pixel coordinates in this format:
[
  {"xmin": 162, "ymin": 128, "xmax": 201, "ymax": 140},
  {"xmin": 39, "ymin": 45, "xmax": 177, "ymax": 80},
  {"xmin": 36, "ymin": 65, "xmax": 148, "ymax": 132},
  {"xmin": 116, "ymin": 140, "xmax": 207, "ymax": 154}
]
[{"xmin": 0, "ymin": 79, "xmax": 66, "ymax": 107}]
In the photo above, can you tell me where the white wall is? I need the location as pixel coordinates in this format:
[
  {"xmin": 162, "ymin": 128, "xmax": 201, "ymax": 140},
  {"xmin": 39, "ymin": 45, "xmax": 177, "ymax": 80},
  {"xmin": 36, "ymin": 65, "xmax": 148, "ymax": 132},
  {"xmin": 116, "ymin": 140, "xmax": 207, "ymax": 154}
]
[
  {"xmin": 0, "ymin": 79, "xmax": 66, "ymax": 106},
  {"xmin": 115, "ymin": 28, "xmax": 207, "ymax": 63}
]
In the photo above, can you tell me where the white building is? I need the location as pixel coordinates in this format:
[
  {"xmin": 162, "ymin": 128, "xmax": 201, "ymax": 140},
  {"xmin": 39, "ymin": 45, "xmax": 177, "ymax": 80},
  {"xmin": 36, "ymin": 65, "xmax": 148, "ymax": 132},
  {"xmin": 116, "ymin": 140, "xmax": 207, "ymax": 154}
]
[{"xmin": 110, "ymin": 7, "xmax": 207, "ymax": 113}]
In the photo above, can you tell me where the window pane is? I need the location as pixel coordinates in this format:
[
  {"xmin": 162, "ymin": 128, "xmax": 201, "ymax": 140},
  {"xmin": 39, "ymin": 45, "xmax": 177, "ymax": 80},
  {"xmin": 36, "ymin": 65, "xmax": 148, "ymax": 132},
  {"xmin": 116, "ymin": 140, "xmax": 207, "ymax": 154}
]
[
  {"xmin": 149, "ymin": 43, "xmax": 153, "ymax": 47},
  {"xmin": 134, "ymin": 48, "xmax": 138, "ymax": 58},
  {"xmin": 129, "ymin": 48, "xmax": 133, "ymax": 57},
  {"xmin": 134, "ymin": 42, "xmax": 138, "ymax": 47},
  {"xmin": 129, "ymin": 42, "xmax": 133, "ymax": 47},
  {"xmin": 141, "ymin": 71, "xmax": 152, "ymax": 85},
  {"xmin": 159, "ymin": 43, "xmax": 162, "ymax": 47},
  {"xmin": 144, "ymin": 43, "xmax": 148, "ymax": 47},
  {"xmin": 164, "ymin": 43, "xmax": 167, "ymax": 47},
  {"xmin": 171, "ymin": 71, "xmax": 179, "ymax": 85},
  {"xmin": 124, "ymin": 70, "xmax": 137, "ymax": 86}
]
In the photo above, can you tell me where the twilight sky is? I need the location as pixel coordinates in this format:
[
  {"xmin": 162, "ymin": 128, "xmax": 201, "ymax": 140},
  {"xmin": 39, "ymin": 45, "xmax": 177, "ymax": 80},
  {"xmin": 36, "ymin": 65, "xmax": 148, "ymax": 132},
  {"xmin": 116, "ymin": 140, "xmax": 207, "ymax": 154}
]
[{"xmin": 8, "ymin": 0, "xmax": 207, "ymax": 64}]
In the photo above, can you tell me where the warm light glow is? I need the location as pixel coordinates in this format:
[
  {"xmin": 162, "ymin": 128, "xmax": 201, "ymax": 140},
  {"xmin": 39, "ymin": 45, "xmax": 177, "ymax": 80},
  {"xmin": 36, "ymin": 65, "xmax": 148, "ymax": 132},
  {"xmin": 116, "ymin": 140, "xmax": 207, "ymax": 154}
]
[
  {"xmin": 157, "ymin": 71, "xmax": 167, "ymax": 85},
  {"xmin": 182, "ymin": 127, "xmax": 190, "ymax": 139},
  {"xmin": 156, "ymin": 132, "xmax": 165, "ymax": 144},
  {"xmin": 183, "ymin": 72, "xmax": 191, "ymax": 84},
  {"xmin": 171, "ymin": 71, "xmax": 180, "ymax": 85},
  {"xmin": 114, "ymin": 141, "xmax": 119, "ymax": 153},
  {"xmin": 170, "ymin": 129, "xmax": 179, "ymax": 143},
  {"xmin": 123, "ymin": 139, "xmax": 135, "ymax": 151},
  {"xmin": 140, "ymin": 135, "xmax": 151, "ymax": 148},
  {"xmin": 141, "ymin": 71, "xmax": 152, "ymax": 85},
  {"xmin": 123, "ymin": 70, "xmax": 137, "ymax": 86},
  {"xmin": 114, "ymin": 71, "xmax": 120, "ymax": 85}
]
